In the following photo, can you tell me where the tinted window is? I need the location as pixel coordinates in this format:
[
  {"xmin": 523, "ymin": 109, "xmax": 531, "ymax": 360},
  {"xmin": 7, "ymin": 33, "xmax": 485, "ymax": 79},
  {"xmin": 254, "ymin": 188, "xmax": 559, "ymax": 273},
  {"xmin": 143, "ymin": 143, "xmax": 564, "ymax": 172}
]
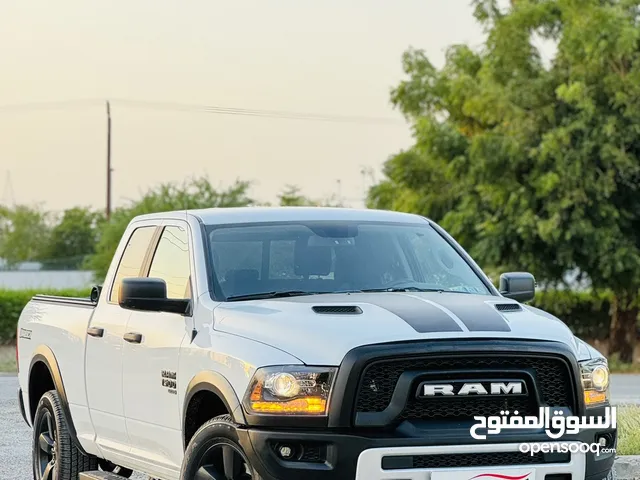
[
  {"xmin": 110, "ymin": 226, "xmax": 156, "ymax": 303},
  {"xmin": 148, "ymin": 226, "xmax": 192, "ymax": 300},
  {"xmin": 207, "ymin": 221, "xmax": 490, "ymax": 299}
]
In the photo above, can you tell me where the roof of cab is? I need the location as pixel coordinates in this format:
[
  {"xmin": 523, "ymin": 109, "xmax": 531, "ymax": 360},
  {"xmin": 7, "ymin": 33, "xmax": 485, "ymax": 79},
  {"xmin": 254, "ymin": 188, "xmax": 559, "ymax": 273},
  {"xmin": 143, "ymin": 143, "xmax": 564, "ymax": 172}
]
[{"xmin": 132, "ymin": 206, "xmax": 428, "ymax": 225}]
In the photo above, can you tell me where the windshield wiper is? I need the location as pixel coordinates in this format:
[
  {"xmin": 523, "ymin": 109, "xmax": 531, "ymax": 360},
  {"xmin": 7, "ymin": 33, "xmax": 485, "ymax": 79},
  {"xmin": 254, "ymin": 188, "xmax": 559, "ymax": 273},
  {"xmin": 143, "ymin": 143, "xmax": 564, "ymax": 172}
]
[
  {"xmin": 360, "ymin": 287, "xmax": 437, "ymax": 293},
  {"xmin": 226, "ymin": 290, "xmax": 321, "ymax": 302},
  {"xmin": 359, "ymin": 287, "xmax": 473, "ymax": 294}
]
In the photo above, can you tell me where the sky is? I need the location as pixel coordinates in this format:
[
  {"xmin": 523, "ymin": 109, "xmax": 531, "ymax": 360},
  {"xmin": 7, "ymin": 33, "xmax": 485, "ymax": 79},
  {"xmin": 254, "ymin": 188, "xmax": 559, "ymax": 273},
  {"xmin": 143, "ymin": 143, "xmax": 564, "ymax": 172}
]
[{"xmin": 0, "ymin": 0, "xmax": 487, "ymax": 212}]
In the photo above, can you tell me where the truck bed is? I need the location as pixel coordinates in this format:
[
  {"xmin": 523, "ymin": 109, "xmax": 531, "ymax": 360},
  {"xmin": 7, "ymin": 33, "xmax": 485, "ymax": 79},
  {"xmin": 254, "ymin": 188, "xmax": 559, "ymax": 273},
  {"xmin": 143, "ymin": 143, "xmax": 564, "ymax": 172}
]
[{"xmin": 33, "ymin": 294, "xmax": 97, "ymax": 308}]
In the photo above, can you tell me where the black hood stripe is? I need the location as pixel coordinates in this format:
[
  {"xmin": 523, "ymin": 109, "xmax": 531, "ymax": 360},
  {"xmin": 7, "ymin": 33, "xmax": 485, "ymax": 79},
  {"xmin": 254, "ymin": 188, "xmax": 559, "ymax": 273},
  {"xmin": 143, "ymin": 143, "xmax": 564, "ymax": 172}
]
[
  {"xmin": 282, "ymin": 292, "xmax": 511, "ymax": 333},
  {"xmin": 336, "ymin": 293, "xmax": 463, "ymax": 333},
  {"xmin": 427, "ymin": 295, "xmax": 512, "ymax": 332}
]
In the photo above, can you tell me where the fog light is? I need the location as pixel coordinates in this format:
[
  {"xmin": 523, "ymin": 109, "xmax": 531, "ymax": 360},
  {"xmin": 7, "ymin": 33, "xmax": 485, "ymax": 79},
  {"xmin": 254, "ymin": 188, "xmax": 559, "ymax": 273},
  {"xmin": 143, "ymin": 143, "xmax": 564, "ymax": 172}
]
[
  {"xmin": 278, "ymin": 445, "xmax": 295, "ymax": 459},
  {"xmin": 596, "ymin": 433, "xmax": 613, "ymax": 449}
]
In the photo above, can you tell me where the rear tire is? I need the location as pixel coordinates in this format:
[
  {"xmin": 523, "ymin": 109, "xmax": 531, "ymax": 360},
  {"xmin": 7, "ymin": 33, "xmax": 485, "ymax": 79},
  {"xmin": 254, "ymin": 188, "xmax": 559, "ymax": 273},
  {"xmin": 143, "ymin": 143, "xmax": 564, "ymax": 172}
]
[
  {"xmin": 32, "ymin": 390, "xmax": 98, "ymax": 480},
  {"xmin": 180, "ymin": 414, "xmax": 263, "ymax": 480}
]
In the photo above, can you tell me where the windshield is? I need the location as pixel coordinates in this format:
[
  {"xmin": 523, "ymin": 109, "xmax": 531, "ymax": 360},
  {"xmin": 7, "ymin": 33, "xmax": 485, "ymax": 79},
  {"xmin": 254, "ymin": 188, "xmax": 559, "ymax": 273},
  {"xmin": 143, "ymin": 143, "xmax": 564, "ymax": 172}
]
[{"xmin": 206, "ymin": 221, "xmax": 492, "ymax": 300}]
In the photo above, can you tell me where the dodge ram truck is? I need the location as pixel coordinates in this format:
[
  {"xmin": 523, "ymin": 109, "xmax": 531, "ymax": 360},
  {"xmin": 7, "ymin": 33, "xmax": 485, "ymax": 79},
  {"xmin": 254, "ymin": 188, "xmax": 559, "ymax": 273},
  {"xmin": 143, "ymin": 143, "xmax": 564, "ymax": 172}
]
[{"xmin": 16, "ymin": 206, "xmax": 616, "ymax": 480}]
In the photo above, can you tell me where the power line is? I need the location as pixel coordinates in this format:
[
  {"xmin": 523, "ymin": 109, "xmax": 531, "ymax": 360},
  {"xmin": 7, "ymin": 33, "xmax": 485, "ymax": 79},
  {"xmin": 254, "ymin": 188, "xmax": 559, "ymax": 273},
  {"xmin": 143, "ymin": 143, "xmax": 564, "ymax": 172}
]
[
  {"xmin": 0, "ymin": 99, "xmax": 101, "ymax": 113},
  {"xmin": 0, "ymin": 98, "xmax": 406, "ymax": 126},
  {"xmin": 110, "ymin": 98, "xmax": 406, "ymax": 126}
]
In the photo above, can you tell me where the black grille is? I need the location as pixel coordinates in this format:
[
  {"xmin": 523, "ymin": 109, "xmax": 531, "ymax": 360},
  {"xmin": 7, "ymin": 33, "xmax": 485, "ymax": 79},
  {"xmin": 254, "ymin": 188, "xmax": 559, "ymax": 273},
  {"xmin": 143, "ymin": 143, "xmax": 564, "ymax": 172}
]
[
  {"xmin": 356, "ymin": 355, "xmax": 574, "ymax": 422},
  {"xmin": 312, "ymin": 305, "xmax": 362, "ymax": 314},
  {"xmin": 382, "ymin": 451, "xmax": 569, "ymax": 470},
  {"xmin": 495, "ymin": 303, "xmax": 522, "ymax": 312}
]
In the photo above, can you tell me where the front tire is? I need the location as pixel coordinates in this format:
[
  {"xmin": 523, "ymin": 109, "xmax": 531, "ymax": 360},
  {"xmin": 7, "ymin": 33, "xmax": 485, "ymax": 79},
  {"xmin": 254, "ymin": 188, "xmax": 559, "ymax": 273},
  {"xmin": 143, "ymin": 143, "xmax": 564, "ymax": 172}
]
[
  {"xmin": 180, "ymin": 415, "xmax": 262, "ymax": 480},
  {"xmin": 32, "ymin": 390, "xmax": 98, "ymax": 480}
]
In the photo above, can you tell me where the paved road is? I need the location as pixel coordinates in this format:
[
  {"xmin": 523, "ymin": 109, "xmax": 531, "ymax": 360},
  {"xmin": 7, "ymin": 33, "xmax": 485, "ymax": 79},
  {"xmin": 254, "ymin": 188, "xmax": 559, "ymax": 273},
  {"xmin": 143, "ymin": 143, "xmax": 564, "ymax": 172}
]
[
  {"xmin": 610, "ymin": 374, "xmax": 640, "ymax": 405},
  {"xmin": 1, "ymin": 374, "xmax": 638, "ymax": 479}
]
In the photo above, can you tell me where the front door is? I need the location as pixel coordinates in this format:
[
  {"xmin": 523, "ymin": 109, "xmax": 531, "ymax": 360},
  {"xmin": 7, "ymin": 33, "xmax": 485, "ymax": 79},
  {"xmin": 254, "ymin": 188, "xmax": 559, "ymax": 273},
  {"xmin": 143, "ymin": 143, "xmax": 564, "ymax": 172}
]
[
  {"xmin": 122, "ymin": 221, "xmax": 193, "ymax": 477},
  {"xmin": 85, "ymin": 223, "xmax": 159, "ymax": 457}
]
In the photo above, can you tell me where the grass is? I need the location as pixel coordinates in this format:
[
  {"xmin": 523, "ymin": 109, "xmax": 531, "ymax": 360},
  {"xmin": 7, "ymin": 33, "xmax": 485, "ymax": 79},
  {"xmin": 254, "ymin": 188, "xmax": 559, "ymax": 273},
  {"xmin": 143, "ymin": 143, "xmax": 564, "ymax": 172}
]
[
  {"xmin": 0, "ymin": 345, "xmax": 16, "ymax": 373},
  {"xmin": 617, "ymin": 405, "xmax": 640, "ymax": 455},
  {"xmin": 607, "ymin": 355, "xmax": 640, "ymax": 374}
]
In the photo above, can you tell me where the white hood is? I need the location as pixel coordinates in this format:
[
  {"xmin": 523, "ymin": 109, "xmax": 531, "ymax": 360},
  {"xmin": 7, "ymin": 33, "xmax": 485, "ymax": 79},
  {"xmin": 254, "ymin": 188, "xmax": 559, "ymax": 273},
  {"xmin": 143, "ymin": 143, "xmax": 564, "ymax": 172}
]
[{"xmin": 212, "ymin": 292, "xmax": 595, "ymax": 365}]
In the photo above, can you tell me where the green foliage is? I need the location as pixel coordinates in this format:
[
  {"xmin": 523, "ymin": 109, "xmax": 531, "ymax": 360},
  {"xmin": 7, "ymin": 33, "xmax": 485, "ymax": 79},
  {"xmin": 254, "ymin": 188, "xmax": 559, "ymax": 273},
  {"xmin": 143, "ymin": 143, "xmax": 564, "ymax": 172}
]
[
  {"xmin": 0, "ymin": 205, "xmax": 51, "ymax": 267},
  {"xmin": 0, "ymin": 288, "xmax": 90, "ymax": 344},
  {"xmin": 369, "ymin": 0, "xmax": 640, "ymax": 361},
  {"xmin": 84, "ymin": 176, "xmax": 255, "ymax": 282},
  {"xmin": 530, "ymin": 290, "xmax": 612, "ymax": 340},
  {"xmin": 43, "ymin": 207, "xmax": 105, "ymax": 269},
  {"xmin": 277, "ymin": 185, "xmax": 319, "ymax": 206},
  {"xmin": 274, "ymin": 184, "xmax": 344, "ymax": 208}
]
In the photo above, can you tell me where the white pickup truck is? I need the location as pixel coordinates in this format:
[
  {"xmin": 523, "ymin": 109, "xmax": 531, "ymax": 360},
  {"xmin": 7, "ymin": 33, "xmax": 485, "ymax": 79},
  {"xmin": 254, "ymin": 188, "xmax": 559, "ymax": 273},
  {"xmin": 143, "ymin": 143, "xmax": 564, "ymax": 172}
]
[{"xmin": 16, "ymin": 207, "xmax": 616, "ymax": 480}]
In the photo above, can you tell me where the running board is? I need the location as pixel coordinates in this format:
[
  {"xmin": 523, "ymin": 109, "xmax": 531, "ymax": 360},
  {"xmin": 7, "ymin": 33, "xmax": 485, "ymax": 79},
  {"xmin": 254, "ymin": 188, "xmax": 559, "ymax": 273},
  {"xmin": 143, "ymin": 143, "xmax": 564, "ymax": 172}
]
[{"xmin": 79, "ymin": 472, "xmax": 129, "ymax": 480}]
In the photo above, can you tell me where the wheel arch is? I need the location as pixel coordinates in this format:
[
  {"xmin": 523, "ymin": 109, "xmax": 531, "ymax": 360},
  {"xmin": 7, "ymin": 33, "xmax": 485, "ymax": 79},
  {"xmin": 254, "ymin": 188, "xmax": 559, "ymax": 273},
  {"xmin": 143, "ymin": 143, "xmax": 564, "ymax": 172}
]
[
  {"xmin": 28, "ymin": 345, "xmax": 89, "ymax": 456},
  {"xmin": 182, "ymin": 371, "xmax": 247, "ymax": 450}
]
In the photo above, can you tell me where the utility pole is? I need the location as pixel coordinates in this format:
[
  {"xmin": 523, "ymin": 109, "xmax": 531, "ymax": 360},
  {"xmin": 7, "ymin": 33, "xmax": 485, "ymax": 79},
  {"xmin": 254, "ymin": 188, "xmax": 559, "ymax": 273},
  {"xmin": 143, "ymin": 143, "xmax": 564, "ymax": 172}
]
[{"xmin": 106, "ymin": 101, "xmax": 112, "ymax": 220}]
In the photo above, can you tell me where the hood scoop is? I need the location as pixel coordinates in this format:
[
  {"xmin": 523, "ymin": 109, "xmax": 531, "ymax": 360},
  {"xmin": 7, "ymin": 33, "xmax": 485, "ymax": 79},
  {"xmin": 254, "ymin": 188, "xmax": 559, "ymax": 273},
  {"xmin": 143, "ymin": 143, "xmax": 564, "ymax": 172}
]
[
  {"xmin": 312, "ymin": 305, "xmax": 363, "ymax": 315},
  {"xmin": 494, "ymin": 303, "xmax": 522, "ymax": 312}
]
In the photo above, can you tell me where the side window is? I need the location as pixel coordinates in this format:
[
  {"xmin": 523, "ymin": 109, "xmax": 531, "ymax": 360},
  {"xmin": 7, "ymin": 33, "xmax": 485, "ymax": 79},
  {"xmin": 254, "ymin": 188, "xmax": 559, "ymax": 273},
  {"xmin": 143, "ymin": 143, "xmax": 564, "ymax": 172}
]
[
  {"xmin": 110, "ymin": 226, "xmax": 157, "ymax": 303},
  {"xmin": 148, "ymin": 225, "xmax": 192, "ymax": 300}
]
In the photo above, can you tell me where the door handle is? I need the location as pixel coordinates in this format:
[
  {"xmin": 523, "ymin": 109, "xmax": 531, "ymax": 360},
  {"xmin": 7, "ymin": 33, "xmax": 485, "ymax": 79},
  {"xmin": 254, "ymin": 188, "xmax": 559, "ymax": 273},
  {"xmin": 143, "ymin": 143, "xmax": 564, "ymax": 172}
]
[
  {"xmin": 123, "ymin": 332, "xmax": 143, "ymax": 344},
  {"xmin": 87, "ymin": 327, "xmax": 104, "ymax": 338}
]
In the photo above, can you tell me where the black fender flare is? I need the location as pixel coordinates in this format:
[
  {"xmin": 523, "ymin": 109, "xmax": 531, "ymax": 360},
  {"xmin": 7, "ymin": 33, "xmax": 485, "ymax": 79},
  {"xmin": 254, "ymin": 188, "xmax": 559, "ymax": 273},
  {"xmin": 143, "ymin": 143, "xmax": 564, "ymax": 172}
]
[
  {"xmin": 28, "ymin": 345, "xmax": 89, "ymax": 456},
  {"xmin": 182, "ymin": 371, "xmax": 247, "ymax": 449}
]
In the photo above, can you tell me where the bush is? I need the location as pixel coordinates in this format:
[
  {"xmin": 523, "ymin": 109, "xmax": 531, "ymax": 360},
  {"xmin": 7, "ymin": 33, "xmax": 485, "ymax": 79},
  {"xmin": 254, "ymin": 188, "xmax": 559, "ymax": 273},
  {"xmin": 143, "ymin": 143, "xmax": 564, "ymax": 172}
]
[
  {"xmin": 0, "ymin": 289, "xmax": 91, "ymax": 344},
  {"xmin": 530, "ymin": 290, "xmax": 613, "ymax": 340}
]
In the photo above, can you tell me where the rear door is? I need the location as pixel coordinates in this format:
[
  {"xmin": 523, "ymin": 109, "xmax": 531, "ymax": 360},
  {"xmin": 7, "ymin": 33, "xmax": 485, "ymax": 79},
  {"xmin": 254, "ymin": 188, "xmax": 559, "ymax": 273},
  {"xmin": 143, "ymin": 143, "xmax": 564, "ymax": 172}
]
[
  {"xmin": 85, "ymin": 222, "xmax": 160, "ymax": 456},
  {"xmin": 121, "ymin": 220, "xmax": 193, "ymax": 475}
]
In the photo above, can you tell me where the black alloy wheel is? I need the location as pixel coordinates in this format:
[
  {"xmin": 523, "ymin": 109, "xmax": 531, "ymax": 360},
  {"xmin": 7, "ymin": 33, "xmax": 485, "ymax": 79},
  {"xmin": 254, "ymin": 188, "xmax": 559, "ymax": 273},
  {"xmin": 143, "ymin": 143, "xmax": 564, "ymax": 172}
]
[
  {"xmin": 180, "ymin": 415, "xmax": 262, "ymax": 480},
  {"xmin": 32, "ymin": 390, "xmax": 98, "ymax": 480},
  {"xmin": 35, "ymin": 409, "xmax": 57, "ymax": 480},
  {"xmin": 194, "ymin": 440, "xmax": 253, "ymax": 480}
]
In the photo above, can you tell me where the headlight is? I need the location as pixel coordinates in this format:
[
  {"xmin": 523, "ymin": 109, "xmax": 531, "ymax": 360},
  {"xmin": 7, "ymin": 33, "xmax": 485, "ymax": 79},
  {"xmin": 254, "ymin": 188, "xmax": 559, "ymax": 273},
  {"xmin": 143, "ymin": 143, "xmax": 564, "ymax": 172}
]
[
  {"xmin": 244, "ymin": 366, "xmax": 337, "ymax": 416},
  {"xmin": 580, "ymin": 358, "xmax": 610, "ymax": 406}
]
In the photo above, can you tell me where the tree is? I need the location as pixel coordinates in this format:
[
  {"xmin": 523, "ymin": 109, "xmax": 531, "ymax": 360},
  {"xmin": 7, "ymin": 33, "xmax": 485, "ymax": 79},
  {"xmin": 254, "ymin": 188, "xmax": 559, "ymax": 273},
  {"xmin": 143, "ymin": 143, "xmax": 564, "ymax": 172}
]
[
  {"xmin": 42, "ymin": 207, "xmax": 105, "ymax": 269},
  {"xmin": 0, "ymin": 205, "xmax": 51, "ymax": 267},
  {"xmin": 369, "ymin": 0, "xmax": 640, "ymax": 361},
  {"xmin": 278, "ymin": 185, "xmax": 319, "ymax": 206},
  {"xmin": 276, "ymin": 184, "xmax": 344, "ymax": 208},
  {"xmin": 85, "ymin": 176, "xmax": 254, "ymax": 280}
]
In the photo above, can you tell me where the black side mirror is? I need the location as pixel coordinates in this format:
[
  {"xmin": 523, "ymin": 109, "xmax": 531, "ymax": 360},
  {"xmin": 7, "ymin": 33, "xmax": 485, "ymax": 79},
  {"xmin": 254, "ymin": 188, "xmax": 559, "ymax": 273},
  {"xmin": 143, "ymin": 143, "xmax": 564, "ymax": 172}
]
[
  {"xmin": 499, "ymin": 272, "xmax": 536, "ymax": 303},
  {"xmin": 119, "ymin": 277, "xmax": 190, "ymax": 315}
]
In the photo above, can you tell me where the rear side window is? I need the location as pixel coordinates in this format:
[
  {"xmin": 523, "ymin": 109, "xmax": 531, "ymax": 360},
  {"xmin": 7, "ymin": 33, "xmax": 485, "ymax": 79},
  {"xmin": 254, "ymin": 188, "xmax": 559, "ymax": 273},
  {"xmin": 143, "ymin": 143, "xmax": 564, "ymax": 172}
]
[
  {"xmin": 109, "ymin": 226, "xmax": 157, "ymax": 303},
  {"xmin": 148, "ymin": 226, "xmax": 192, "ymax": 300}
]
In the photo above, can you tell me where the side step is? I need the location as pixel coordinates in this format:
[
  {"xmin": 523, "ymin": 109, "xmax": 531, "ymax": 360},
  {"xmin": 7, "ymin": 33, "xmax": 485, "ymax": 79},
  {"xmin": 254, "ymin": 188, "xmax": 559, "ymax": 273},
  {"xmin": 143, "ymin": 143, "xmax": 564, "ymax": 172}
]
[{"xmin": 79, "ymin": 472, "xmax": 129, "ymax": 480}]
